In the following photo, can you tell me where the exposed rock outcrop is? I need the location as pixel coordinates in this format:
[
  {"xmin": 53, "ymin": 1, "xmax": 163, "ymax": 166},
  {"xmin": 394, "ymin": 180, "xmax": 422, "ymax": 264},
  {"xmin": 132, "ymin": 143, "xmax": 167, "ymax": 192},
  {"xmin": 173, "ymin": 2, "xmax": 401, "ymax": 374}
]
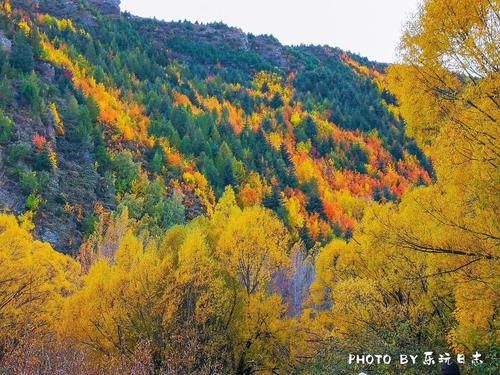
[
  {"xmin": 12, "ymin": 0, "xmax": 121, "ymax": 20},
  {"xmin": 249, "ymin": 34, "xmax": 292, "ymax": 70},
  {"xmin": 88, "ymin": 0, "xmax": 120, "ymax": 16},
  {"xmin": 0, "ymin": 31, "xmax": 11, "ymax": 53}
]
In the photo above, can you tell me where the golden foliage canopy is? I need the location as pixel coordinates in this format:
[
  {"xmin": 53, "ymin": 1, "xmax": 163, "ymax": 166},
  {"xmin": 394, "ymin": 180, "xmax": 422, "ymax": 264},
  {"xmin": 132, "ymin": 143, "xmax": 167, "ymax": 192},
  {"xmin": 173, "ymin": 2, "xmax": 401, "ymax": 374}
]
[{"xmin": 313, "ymin": 0, "xmax": 499, "ymax": 355}]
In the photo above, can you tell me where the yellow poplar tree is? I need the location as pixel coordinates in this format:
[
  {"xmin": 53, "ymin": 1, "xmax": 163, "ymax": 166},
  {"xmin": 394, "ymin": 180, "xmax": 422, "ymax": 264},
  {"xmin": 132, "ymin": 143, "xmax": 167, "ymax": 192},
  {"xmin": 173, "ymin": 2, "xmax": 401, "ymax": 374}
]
[
  {"xmin": 311, "ymin": 0, "xmax": 499, "ymax": 366},
  {"xmin": 0, "ymin": 214, "xmax": 80, "ymax": 356}
]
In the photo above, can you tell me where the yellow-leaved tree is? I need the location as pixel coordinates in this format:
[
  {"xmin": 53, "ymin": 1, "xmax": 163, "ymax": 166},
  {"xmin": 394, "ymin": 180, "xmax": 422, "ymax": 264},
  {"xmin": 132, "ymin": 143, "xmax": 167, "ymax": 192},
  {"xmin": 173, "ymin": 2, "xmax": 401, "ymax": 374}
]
[
  {"xmin": 386, "ymin": 0, "xmax": 499, "ymax": 351},
  {"xmin": 0, "ymin": 214, "xmax": 80, "ymax": 364},
  {"xmin": 57, "ymin": 187, "xmax": 314, "ymax": 373},
  {"xmin": 215, "ymin": 199, "xmax": 303, "ymax": 373},
  {"xmin": 308, "ymin": 0, "xmax": 499, "ymax": 372}
]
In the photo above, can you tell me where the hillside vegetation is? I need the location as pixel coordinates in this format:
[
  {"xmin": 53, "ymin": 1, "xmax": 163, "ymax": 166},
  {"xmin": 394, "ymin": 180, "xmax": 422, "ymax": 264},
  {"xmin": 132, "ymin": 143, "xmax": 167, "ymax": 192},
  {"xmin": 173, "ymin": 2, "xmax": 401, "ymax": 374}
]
[{"xmin": 0, "ymin": 0, "xmax": 497, "ymax": 373}]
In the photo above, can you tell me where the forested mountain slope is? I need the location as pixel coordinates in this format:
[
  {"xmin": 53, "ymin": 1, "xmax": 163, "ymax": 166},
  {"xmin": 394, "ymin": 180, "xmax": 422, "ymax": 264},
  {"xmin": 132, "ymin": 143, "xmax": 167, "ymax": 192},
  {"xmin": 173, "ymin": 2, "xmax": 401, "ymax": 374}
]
[{"xmin": 0, "ymin": 0, "xmax": 431, "ymax": 254}]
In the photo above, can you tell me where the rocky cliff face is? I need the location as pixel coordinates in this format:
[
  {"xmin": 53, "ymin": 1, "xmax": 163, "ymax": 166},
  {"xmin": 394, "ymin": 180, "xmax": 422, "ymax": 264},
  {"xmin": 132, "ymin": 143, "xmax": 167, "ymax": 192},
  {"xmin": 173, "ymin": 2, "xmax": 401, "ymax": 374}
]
[
  {"xmin": 128, "ymin": 18, "xmax": 297, "ymax": 72},
  {"xmin": 0, "ymin": 31, "xmax": 11, "ymax": 53},
  {"xmin": 12, "ymin": 0, "xmax": 120, "ymax": 19},
  {"xmin": 87, "ymin": 0, "xmax": 120, "ymax": 16},
  {"xmin": 135, "ymin": 20, "xmax": 250, "ymax": 51},
  {"xmin": 249, "ymin": 34, "xmax": 293, "ymax": 70}
]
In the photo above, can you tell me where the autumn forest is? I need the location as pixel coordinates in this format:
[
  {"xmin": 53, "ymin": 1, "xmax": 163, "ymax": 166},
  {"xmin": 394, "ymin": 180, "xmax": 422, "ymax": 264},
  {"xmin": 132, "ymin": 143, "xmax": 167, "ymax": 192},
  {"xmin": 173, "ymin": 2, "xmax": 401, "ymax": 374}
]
[{"xmin": 0, "ymin": 0, "xmax": 498, "ymax": 373}]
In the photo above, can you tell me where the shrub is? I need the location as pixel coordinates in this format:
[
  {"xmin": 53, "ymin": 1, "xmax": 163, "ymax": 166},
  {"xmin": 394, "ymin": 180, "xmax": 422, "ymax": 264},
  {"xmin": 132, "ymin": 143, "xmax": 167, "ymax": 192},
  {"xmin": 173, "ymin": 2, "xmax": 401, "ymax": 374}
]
[
  {"xmin": 111, "ymin": 151, "xmax": 139, "ymax": 195},
  {"xmin": 25, "ymin": 194, "xmax": 41, "ymax": 211},
  {"xmin": 5, "ymin": 142, "xmax": 32, "ymax": 165},
  {"xmin": 0, "ymin": 110, "xmax": 13, "ymax": 144},
  {"xmin": 33, "ymin": 148, "xmax": 53, "ymax": 171},
  {"xmin": 10, "ymin": 30, "xmax": 34, "ymax": 73},
  {"xmin": 20, "ymin": 171, "xmax": 39, "ymax": 194},
  {"xmin": 82, "ymin": 214, "xmax": 98, "ymax": 235},
  {"xmin": 20, "ymin": 72, "xmax": 41, "ymax": 113}
]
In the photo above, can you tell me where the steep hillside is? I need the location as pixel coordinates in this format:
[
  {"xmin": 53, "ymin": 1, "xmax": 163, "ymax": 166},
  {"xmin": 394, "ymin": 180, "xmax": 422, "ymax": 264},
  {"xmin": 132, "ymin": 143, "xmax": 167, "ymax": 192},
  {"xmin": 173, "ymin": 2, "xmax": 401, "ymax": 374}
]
[{"xmin": 0, "ymin": 0, "xmax": 431, "ymax": 254}]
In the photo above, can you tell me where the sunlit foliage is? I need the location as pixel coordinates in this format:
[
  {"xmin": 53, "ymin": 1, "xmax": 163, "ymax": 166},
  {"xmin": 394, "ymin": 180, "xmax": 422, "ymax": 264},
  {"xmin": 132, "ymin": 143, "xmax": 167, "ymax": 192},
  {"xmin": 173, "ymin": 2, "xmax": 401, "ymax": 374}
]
[{"xmin": 308, "ymin": 0, "xmax": 499, "ymax": 372}]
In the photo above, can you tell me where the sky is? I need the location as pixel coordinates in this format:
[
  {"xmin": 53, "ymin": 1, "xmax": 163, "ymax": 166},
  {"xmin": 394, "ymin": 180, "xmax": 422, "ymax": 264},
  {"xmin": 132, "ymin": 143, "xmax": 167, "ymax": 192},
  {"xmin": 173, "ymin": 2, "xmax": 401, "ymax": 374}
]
[{"xmin": 120, "ymin": 0, "xmax": 421, "ymax": 63}]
